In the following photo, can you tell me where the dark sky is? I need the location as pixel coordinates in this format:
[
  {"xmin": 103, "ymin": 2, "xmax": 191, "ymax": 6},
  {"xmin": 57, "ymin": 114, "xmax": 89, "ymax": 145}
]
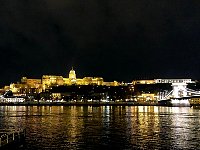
[{"xmin": 0, "ymin": 0, "xmax": 200, "ymax": 87}]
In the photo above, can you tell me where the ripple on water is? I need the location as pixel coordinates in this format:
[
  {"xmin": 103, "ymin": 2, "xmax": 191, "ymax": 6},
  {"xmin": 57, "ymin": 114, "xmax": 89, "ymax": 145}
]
[{"xmin": 0, "ymin": 106, "xmax": 200, "ymax": 149}]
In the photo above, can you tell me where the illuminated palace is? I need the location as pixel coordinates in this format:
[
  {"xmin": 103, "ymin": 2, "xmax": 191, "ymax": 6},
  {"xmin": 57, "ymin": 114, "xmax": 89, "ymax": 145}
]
[{"xmin": 5, "ymin": 68, "xmax": 119, "ymax": 96}]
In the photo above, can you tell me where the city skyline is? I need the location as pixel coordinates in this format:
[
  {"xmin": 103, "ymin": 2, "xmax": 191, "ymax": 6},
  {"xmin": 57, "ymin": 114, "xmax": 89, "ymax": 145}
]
[{"xmin": 0, "ymin": 66, "xmax": 199, "ymax": 88}]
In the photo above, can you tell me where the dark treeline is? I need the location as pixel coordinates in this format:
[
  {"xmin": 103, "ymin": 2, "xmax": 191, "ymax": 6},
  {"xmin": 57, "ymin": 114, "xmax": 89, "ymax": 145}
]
[
  {"xmin": 37, "ymin": 85, "xmax": 132, "ymax": 102},
  {"xmin": 133, "ymin": 83, "xmax": 172, "ymax": 95}
]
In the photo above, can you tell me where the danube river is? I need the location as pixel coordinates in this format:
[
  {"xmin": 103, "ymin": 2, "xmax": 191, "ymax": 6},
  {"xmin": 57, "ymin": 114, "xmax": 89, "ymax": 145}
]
[{"xmin": 1, "ymin": 106, "xmax": 200, "ymax": 149}]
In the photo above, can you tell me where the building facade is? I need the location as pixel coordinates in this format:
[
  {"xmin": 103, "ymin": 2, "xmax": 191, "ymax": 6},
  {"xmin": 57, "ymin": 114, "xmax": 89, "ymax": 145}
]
[{"xmin": 5, "ymin": 68, "xmax": 119, "ymax": 96}]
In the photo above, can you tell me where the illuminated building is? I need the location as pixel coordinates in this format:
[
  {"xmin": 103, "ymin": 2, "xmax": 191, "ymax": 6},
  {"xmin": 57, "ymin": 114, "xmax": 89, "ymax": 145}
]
[
  {"xmin": 189, "ymin": 96, "xmax": 200, "ymax": 105},
  {"xmin": 137, "ymin": 93, "xmax": 158, "ymax": 102},
  {"xmin": 154, "ymin": 79, "xmax": 194, "ymax": 84},
  {"xmin": 69, "ymin": 68, "xmax": 76, "ymax": 84},
  {"xmin": 0, "ymin": 97, "xmax": 25, "ymax": 103},
  {"xmin": 81, "ymin": 77, "xmax": 104, "ymax": 85},
  {"xmin": 10, "ymin": 83, "xmax": 25, "ymax": 94},
  {"xmin": 64, "ymin": 68, "xmax": 83, "ymax": 85},
  {"xmin": 3, "ymin": 86, "xmax": 10, "ymax": 91},
  {"xmin": 92, "ymin": 77, "xmax": 104, "ymax": 85},
  {"xmin": 82, "ymin": 77, "xmax": 93, "ymax": 85},
  {"xmin": 76, "ymin": 78, "xmax": 84, "ymax": 85},
  {"xmin": 133, "ymin": 80, "xmax": 155, "ymax": 85},
  {"xmin": 3, "ymin": 67, "xmax": 120, "ymax": 97},
  {"xmin": 63, "ymin": 68, "xmax": 117, "ymax": 86},
  {"xmin": 21, "ymin": 77, "xmax": 42, "ymax": 88},
  {"xmin": 9, "ymin": 79, "xmax": 42, "ymax": 96},
  {"xmin": 103, "ymin": 81, "xmax": 119, "ymax": 86},
  {"xmin": 133, "ymin": 79, "xmax": 194, "ymax": 85},
  {"xmin": 42, "ymin": 75, "xmax": 64, "ymax": 89},
  {"xmin": 52, "ymin": 93, "xmax": 62, "ymax": 99}
]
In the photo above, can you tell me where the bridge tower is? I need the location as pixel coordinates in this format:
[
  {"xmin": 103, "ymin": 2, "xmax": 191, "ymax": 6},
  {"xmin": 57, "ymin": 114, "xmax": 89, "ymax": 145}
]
[{"xmin": 171, "ymin": 83, "xmax": 188, "ymax": 98}]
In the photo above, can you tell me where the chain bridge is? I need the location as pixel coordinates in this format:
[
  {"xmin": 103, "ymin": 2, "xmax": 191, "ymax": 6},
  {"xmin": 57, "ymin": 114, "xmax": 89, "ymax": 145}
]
[{"xmin": 156, "ymin": 79, "xmax": 200, "ymax": 106}]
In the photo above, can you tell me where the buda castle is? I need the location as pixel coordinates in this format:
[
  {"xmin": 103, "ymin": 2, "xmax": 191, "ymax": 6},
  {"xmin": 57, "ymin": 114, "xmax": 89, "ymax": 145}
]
[{"xmin": 5, "ymin": 68, "xmax": 119, "ymax": 96}]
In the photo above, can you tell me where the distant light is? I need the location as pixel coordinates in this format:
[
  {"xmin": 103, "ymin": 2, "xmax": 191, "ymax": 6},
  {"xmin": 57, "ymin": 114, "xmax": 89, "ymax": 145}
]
[{"xmin": 171, "ymin": 99, "xmax": 190, "ymax": 106}]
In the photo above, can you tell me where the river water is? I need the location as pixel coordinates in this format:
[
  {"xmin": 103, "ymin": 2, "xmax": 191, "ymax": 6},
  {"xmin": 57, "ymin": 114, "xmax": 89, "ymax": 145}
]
[{"xmin": 0, "ymin": 106, "xmax": 200, "ymax": 149}]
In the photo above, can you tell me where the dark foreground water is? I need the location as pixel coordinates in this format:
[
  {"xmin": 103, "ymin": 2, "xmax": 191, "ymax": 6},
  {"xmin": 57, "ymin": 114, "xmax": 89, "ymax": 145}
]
[{"xmin": 1, "ymin": 106, "xmax": 200, "ymax": 150}]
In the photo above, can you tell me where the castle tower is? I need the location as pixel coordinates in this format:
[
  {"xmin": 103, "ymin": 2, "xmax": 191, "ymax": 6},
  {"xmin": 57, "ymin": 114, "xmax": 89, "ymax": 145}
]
[
  {"xmin": 69, "ymin": 67, "xmax": 76, "ymax": 79},
  {"xmin": 69, "ymin": 67, "xmax": 76, "ymax": 84}
]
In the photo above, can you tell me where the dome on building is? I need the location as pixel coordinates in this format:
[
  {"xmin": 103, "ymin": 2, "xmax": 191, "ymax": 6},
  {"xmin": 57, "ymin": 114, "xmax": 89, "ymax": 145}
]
[
  {"xmin": 69, "ymin": 68, "xmax": 75, "ymax": 74},
  {"xmin": 69, "ymin": 67, "xmax": 76, "ymax": 79}
]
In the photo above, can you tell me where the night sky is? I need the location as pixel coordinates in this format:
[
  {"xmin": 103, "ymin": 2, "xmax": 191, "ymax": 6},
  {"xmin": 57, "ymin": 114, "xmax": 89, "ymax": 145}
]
[{"xmin": 0, "ymin": 0, "xmax": 200, "ymax": 87}]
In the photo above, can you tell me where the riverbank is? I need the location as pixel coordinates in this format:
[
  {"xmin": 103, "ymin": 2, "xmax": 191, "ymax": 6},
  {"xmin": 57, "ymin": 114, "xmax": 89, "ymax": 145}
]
[
  {"xmin": 0, "ymin": 101, "xmax": 197, "ymax": 107},
  {"xmin": 0, "ymin": 101, "xmax": 162, "ymax": 106}
]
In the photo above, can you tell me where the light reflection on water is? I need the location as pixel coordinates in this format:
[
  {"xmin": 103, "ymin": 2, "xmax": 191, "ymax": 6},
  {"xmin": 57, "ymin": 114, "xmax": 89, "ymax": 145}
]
[{"xmin": 0, "ymin": 106, "xmax": 200, "ymax": 149}]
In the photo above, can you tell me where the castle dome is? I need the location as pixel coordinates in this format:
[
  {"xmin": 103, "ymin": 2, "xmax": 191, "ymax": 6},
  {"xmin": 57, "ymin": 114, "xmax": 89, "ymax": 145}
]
[
  {"xmin": 69, "ymin": 67, "xmax": 76, "ymax": 79},
  {"xmin": 69, "ymin": 68, "xmax": 75, "ymax": 74}
]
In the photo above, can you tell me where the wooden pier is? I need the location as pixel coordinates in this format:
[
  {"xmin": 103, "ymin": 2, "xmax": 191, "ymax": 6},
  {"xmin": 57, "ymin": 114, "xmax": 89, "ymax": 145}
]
[{"xmin": 0, "ymin": 128, "xmax": 25, "ymax": 149}]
